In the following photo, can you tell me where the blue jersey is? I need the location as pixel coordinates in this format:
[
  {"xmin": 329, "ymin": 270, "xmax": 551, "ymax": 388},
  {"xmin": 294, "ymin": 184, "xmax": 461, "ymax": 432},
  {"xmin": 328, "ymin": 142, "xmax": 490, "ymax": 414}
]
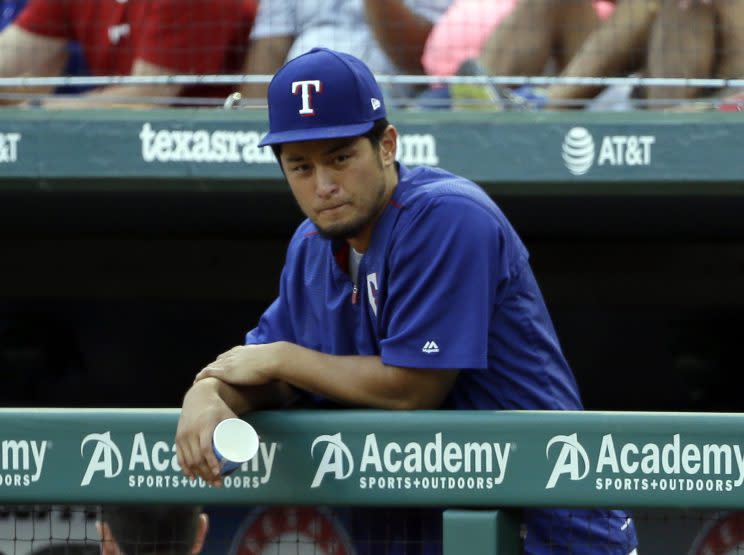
[{"xmin": 246, "ymin": 163, "xmax": 638, "ymax": 555}]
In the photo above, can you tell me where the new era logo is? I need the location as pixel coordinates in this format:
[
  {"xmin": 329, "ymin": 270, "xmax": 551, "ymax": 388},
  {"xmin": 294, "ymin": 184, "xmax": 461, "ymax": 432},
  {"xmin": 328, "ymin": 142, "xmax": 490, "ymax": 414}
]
[
  {"xmin": 422, "ymin": 340, "xmax": 439, "ymax": 354},
  {"xmin": 371, "ymin": 98, "xmax": 381, "ymax": 111}
]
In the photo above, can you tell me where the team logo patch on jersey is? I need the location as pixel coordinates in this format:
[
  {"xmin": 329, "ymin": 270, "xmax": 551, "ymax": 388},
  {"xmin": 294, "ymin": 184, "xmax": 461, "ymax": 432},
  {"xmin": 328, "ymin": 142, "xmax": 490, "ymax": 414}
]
[
  {"xmin": 366, "ymin": 272, "xmax": 378, "ymax": 316},
  {"xmin": 422, "ymin": 341, "xmax": 439, "ymax": 354}
]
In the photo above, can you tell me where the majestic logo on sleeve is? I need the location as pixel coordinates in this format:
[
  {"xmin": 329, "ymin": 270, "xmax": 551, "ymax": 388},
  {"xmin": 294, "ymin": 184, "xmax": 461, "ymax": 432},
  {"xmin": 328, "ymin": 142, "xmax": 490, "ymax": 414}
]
[
  {"xmin": 292, "ymin": 80, "xmax": 322, "ymax": 116},
  {"xmin": 366, "ymin": 272, "xmax": 378, "ymax": 316},
  {"xmin": 422, "ymin": 341, "xmax": 439, "ymax": 354}
]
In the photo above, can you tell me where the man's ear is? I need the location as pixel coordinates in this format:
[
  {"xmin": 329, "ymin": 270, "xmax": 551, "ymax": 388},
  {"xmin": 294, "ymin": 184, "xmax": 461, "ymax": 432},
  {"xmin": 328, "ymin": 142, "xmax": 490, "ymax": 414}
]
[
  {"xmin": 96, "ymin": 522, "xmax": 118, "ymax": 555},
  {"xmin": 191, "ymin": 513, "xmax": 209, "ymax": 554},
  {"xmin": 380, "ymin": 124, "xmax": 398, "ymax": 167}
]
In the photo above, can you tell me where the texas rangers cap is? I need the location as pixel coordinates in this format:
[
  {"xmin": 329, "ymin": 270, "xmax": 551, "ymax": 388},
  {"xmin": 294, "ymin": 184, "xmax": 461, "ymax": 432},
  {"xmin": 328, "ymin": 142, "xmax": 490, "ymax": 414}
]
[{"xmin": 258, "ymin": 47, "xmax": 387, "ymax": 147}]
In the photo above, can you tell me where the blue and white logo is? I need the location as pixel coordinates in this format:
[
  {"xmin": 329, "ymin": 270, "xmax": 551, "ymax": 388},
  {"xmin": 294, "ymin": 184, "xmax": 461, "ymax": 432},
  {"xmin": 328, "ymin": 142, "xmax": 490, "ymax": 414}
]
[{"xmin": 562, "ymin": 127, "xmax": 595, "ymax": 175}]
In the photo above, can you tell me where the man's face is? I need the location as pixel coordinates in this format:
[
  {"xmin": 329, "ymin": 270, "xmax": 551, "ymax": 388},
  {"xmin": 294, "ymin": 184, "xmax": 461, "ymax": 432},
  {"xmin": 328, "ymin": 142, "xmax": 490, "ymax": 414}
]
[{"xmin": 279, "ymin": 130, "xmax": 396, "ymax": 242}]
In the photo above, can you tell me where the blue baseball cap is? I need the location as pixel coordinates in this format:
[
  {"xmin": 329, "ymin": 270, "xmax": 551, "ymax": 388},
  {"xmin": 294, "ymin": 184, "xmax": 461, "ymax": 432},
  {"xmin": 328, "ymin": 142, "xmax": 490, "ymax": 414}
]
[{"xmin": 258, "ymin": 47, "xmax": 387, "ymax": 147}]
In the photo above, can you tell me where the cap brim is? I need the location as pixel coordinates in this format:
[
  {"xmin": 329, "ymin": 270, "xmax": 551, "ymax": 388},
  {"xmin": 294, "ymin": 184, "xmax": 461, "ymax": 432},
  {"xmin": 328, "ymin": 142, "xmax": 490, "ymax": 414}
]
[{"xmin": 258, "ymin": 121, "xmax": 375, "ymax": 147}]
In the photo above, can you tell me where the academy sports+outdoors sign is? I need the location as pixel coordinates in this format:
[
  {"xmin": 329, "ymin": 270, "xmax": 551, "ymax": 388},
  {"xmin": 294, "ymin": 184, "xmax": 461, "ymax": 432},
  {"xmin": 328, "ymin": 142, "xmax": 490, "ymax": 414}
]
[{"xmin": 0, "ymin": 409, "xmax": 744, "ymax": 509}]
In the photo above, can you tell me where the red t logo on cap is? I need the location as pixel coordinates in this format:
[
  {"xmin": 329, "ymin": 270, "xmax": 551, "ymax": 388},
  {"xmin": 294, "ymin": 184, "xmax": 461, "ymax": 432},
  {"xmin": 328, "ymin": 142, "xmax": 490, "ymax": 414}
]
[{"xmin": 292, "ymin": 80, "xmax": 323, "ymax": 116}]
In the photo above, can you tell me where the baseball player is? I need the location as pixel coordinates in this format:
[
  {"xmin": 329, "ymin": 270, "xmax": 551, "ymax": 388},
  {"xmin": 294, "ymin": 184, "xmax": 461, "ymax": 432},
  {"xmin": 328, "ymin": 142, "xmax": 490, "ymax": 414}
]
[{"xmin": 176, "ymin": 47, "xmax": 639, "ymax": 555}]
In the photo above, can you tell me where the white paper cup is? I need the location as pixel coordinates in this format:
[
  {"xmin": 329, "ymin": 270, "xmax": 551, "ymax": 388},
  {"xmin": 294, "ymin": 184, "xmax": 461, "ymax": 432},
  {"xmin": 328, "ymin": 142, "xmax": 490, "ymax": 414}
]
[{"xmin": 212, "ymin": 418, "xmax": 259, "ymax": 476}]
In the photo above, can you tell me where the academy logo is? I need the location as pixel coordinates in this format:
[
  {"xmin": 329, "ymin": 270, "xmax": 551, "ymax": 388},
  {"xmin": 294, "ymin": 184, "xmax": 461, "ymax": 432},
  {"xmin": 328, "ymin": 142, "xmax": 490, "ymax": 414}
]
[
  {"xmin": 562, "ymin": 127, "xmax": 595, "ymax": 175},
  {"xmin": 546, "ymin": 432, "xmax": 744, "ymax": 493},
  {"xmin": 0, "ymin": 438, "xmax": 49, "ymax": 487},
  {"xmin": 80, "ymin": 432, "xmax": 123, "ymax": 486},
  {"xmin": 80, "ymin": 431, "xmax": 278, "ymax": 490},
  {"xmin": 562, "ymin": 127, "xmax": 656, "ymax": 175},
  {"xmin": 310, "ymin": 433, "xmax": 354, "ymax": 488},
  {"xmin": 311, "ymin": 432, "xmax": 511, "ymax": 492},
  {"xmin": 545, "ymin": 433, "xmax": 590, "ymax": 489}
]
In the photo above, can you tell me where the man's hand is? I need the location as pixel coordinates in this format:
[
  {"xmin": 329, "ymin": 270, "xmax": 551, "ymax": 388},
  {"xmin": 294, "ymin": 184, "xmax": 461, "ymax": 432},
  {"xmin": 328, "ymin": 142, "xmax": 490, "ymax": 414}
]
[
  {"xmin": 175, "ymin": 378, "xmax": 238, "ymax": 487},
  {"xmin": 194, "ymin": 343, "xmax": 286, "ymax": 387}
]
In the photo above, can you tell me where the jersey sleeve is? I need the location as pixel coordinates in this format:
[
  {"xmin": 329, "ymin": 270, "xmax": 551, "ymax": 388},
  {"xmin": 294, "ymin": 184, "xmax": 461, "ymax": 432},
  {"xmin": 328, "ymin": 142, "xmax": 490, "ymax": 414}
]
[
  {"xmin": 137, "ymin": 0, "xmax": 248, "ymax": 74},
  {"xmin": 380, "ymin": 195, "xmax": 524, "ymax": 370},
  {"xmin": 14, "ymin": 0, "xmax": 71, "ymax": 39},
  {"xmin": 249, "ymin": 0, "xmax": 295, "ymax": 39}
]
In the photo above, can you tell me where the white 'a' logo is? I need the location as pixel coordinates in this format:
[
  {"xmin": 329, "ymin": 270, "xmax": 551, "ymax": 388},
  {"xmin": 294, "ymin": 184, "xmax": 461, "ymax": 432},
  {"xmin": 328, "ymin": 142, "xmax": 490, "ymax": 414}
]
[
  {"xmin": 292, "ymin": 80, "xmax": 322, "ymax": 116},
  {"xmin": 80, "ymin": 431, "xmax": 124, "ymax": 486},
  {"xmin": 545, "ymin": 433, "xmax": 590, "ymax": 489},
  {"xmin": 310, "ymin": 433, "xmax": 354, "ymax": 488}
]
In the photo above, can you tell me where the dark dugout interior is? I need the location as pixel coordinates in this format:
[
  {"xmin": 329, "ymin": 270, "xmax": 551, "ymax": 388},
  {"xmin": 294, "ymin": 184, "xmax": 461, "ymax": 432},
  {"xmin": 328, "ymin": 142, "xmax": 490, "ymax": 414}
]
[{"xmin": 0, "ymin": 189, "xmax": 742, "ymax": 412}]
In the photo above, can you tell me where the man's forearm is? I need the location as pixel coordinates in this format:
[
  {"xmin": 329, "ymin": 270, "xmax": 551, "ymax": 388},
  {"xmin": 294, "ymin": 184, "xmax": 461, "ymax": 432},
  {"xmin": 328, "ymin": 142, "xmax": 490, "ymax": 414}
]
[
  {"xmin": 273, "ymin": 342, "xmax": 457, "ymax": 410},
  {"xmin": 39, "ymin": 84, "xmax": 184, "ymax": 109},
  {"xmin": 364, "ymin": 0, "xmax": 431, "ymax": 73},
  {"xmin": 199, "ymin": 377, "xmax": 295, "ymax": 414},
  {"xmin": 240, "ymin": 36, "xmax": 293, "ymax": 100}
]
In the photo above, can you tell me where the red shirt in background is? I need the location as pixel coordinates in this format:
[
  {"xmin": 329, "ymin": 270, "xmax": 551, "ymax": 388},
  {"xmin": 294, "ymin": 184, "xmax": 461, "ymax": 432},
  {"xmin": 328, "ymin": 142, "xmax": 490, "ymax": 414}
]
[{"xmin": 16, "ymin": 0, "xmax": 257, "ymax": 100}]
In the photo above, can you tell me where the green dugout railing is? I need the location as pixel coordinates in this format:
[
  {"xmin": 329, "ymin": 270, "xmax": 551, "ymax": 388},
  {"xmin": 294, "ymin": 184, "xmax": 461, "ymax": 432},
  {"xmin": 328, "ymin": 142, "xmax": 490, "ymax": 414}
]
[
  {"xmin": 1, "ymin": 409, "xmax": 744, "ymax": 553},
  {"xmin": 2, "ymin": 109, "xmax": 744, "ymax": 195}
]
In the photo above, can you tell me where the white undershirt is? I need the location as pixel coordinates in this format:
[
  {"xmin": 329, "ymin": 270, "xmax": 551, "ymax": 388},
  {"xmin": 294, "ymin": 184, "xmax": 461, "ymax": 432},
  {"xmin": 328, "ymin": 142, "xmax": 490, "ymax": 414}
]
[{"xmin": 349, "ymin": 247, "xmax": 364, "ymax": 287}]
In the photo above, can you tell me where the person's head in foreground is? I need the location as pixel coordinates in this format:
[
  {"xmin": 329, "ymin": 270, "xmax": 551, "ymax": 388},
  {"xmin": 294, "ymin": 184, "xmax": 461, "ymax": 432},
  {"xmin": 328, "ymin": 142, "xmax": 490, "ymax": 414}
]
[
  {"xmin": 97, "ymin": 505, "xmax": 208, "ymax": 555},
  {"xmin": 259, "ymin": 47, "xmax": 398, "ymax": 251}
]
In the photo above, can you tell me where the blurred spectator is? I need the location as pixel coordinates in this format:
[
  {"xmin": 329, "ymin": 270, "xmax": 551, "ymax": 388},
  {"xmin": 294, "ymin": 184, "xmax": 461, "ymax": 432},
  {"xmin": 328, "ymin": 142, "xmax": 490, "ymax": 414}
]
[
  {"xmin": 0, "ymin": 0, "xmax": 89, "ymax": 92},
  {"xmin": 542, "ymin": 0, "xmax": 657, "ymax": 109},
  {"xmin": 418, "ymin": 0, "xmax": 614, "ymax": 108},
  {"xmin": 0, "ymin": 0, "xmax": 256, "ymax": 107},
  {"xmin": 646, "ymin": 0, "xmax": 744, "ymax": 108},
  {"xmin": 546, "ymin": 0, "xmax": 744, "ymax": 109},
  {"xmin": 423, "ymin": 0, "xmax": 614, "ymax": 78},
  {"xmin": 239, "ymin": 0, "xmax": 452, "ymax": 104}
]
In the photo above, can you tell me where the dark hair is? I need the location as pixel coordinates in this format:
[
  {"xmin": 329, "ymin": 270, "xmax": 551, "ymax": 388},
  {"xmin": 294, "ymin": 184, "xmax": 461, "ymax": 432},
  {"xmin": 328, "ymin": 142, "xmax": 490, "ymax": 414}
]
[
  {"xmin": 361, "ymin": 117, "xmax": 390, "ymax": 147},
  {"xmin": 271, "ymin": 117, "xmax": 390, "ymax": 161},
  {"xmin": 100, "ymin": 505, "xmax": 202, "ymax": 555}
]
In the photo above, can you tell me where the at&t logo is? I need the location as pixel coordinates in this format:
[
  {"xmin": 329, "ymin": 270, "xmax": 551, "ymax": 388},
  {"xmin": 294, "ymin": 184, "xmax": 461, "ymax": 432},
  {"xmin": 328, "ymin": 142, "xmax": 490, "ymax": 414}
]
[
  {"xmin": 562, "ymin": 127, "xmax": 656, "ymax": 175},
  {"xmin": 310, "ymin": 433, "xmax": 354, "ymax": 488},
  {"xmin": 562, "ymin": 127, "xmax": 595, "ymax": 175}
]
